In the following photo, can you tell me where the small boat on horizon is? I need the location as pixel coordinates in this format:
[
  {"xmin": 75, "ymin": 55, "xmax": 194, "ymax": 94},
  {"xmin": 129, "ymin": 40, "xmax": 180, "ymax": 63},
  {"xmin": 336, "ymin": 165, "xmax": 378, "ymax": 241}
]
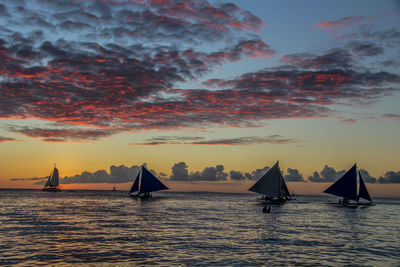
[
  {"xmin": 129, "ymin": 166, "xmax": 168, "ymax": 198},
  {"xmin": 324, "ymin": 163, "xmax": 373, "ymax": 208},
  {"xmin": 42, "ymin": 164, "xmax": 61, "ymax": 192},
  {"xmin": 248, "ymin": 161, "xmax": 291, "ymax": 204}
]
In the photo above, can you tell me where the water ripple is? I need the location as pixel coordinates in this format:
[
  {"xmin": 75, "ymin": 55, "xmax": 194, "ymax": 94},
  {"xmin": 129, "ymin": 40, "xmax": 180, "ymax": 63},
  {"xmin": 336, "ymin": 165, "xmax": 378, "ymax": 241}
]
[{"xmin": 0, "ymin": 190, "xmax": 399, "ymax": 266}]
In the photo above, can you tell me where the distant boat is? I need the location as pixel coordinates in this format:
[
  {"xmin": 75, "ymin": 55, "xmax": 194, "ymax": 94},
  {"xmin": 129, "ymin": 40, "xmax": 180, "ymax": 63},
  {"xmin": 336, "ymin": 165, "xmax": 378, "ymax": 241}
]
[
  {"xmin": 42, "ymin": 165, "xmax": 61, "ymax": 192},
  {"xmin": 324, "ymin": 164, "xmax": 373, "ymax": 207},
  {"xmin": 129, "ymin": 166, "xmax": 168, "ymax": 198},
  {"xmin": 248, "ymin": 161, "xmax": 291, "ymax": 204}
]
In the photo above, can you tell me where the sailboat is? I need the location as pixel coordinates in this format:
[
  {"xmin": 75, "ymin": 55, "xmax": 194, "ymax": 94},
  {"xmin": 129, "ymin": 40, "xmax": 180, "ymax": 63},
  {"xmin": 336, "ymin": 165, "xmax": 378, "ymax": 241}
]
[
  {"xmin": 42, "ymin": 165, "xmax": 61, "ymax": 192},
  {"xmin": 324, "ymin": 164, "xmax": 373, "ymax": 207},
  {"xmin": 129, "ymin": 166, "xmax": 168, "ymax": 198},
  {"xmin": 248, "ymin": 161, "xmax": 291, "ymax": 204}
]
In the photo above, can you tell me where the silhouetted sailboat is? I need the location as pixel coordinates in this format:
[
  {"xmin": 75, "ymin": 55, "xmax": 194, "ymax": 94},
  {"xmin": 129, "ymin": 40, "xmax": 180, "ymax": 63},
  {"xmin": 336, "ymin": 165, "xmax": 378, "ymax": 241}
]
[
  {"xmin": 42, "ymin": 165, "xmax": 61, "ymax": 192},
  {"xmin": 324, "ymin": 164, "xmax": 373, "ymax": 207},
  {"xmin": 248, "ymin": 161, "xmax": 291, "ymax": 204},
  {"xmin": 129, "ymin": 166, "xmax": 168, "ymax": 198}
]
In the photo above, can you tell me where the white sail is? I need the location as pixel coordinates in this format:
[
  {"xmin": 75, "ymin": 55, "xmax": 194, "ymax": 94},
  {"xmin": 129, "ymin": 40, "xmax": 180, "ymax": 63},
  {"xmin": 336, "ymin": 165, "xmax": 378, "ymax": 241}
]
[{"xmin": 248, "ymin": 161, "xmax": 289, "ymax": 198}]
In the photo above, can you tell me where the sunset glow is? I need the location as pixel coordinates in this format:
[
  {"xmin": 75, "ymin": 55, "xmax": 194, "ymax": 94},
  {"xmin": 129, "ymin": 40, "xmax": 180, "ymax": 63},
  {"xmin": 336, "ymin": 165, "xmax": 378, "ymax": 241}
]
[{"xmin": 0, "ymin": 0, "xmax": 399, "ymax": 195}]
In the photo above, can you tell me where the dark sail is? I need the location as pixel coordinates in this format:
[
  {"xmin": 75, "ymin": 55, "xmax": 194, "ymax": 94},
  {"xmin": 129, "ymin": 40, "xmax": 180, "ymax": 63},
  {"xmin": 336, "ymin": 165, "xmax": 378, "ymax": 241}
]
[
  {"xmin": 358, "ymin": 171, "xmax": 372, "ymax": 202},
  {"xmin": 139, "ymin": 167, "xmax": 168, "ymax": 194},
  {"xmin": 324, "ymin": 164, "xmax": 358, "ymax": 201},
  {"xmin": 42, "ymin": 165, "xmax": 61, "ymax": 191},
  {"xmin": 280, "ymin": 173, "xmax": 290, "ymax": 198},
  {"xmin": 129, "ymin": 171, "xmax": 140, "ymax": 193},
  {"xmin": 248, "ymin": 161, "xmax": 290, "ymax": 198},
  {"xmin": 49, "ymin": 167, "xmax": 59, "ymax": 187}
]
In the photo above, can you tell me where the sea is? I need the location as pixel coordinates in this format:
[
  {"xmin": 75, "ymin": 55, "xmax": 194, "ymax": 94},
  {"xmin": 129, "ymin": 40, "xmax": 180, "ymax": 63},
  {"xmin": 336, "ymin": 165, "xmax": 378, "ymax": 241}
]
[{"xmin": 0, "ymin": 190, "xmax": 399, "ymax": 266}]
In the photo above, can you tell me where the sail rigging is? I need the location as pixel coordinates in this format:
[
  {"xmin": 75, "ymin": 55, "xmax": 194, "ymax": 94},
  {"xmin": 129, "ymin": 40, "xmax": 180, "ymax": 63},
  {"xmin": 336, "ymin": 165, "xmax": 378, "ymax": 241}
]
[
  {"xmin": 129, "ymin": 171, "xmax": 140, "ymax": 194},
  {"xmin": 129, "ymin": 166, "xmax": 168, "ymax": 196},
  {"xmin": 43, "ymin": 165, "xmax": 61, "ymax": 191},
  {"xmin": 248, "ymin": 161, "xmax": 290, "ymax": 199},
  {"xmin": 324, "ymin": 164, "xmax": 358, "ymax": 202},
  {"xmin": 358, "ymin": 171, "xmax": 372, "ymax": 202},
  {"xmin": 324, "ymin": 164, "xmax": 373, "ymax": 204}
]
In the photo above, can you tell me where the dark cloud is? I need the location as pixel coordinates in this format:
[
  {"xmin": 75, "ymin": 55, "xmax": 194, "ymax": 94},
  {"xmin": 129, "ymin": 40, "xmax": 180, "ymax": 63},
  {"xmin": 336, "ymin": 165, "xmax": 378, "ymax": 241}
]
[
  {"xmin": 229, "ymin": 170, "xmax": 246, "ymax": 181},
  {"xmin": 382, "ymin": 113, "xmax": 400, "ymax": 120},
  {"xmin": 8, "ymin": 125, "xmax": 117, "ymax": 142},
  {"xmin": 190, "ymin": 165, "xmax": 228, "ymax": 181},
  {"xmin": 284, "ymin": 168, "xmax": 304, "ymax": 182},
  {"xmin": 281, "ymin": 49, "xmax": 354, "ymax": 70},
  {"xmin": 0, "ymin": 136, "xmax": 17, "ymax": 143},
  {"xmin": 0, "ymin": 1, "xmax": 399, "ymax": 143},
  {"xmin": 228, "ymin": 166, "xmax": 305, "ymax": 182},
  {"xmin": 361, "ymin": 28, "xmax": 400, "ymax": 43},
  {"xmin": 205, "ymin": 49, "xmax": 400, "ymax": 108},
  {"xmin": 10, "ymin": 162, "xmax": 398, "ymax": 184},
  {"xmin": 133, "ymin": 135, "xmax": 296, "ymax": 145},
  {"xmin": 169, "ymin": 162, "xmax": 228, "ymax": 181},
  {"xmin": 309, "ymin": 165, "xmax": 378, "ymax": 183},
  {"xmin": 10, "ymin": 177, "xmax": 46, "ymax": 182},
  {"xmin": 0, "ymin": 0, "xmax": 273, "ymax": 139},
  {"xmin": 308, "ymin": 165, "xmax": 346, "ymax": 182},
  {"xmin": 359, "ymin": 169, "xmax": 377, "ymax": 183},
  {"xmin": 228, "ymin": 165, "xmax": 270, "ymax": 181},
  {"xmin": 0, "ymin": 3, "xmax": 9, "ymax": 16},
  {"xmin": 378, "ymin": 171, "xmax": 400, "ymax": 183},
  {"xmin": 346, "ymin": 41, "xmax": 384, "ymax": 57},
  {"xmin": 170, "ymin": 162, "xmax": 189, "ymax": 181},
  {"xmin": 381, "ymin": 59, "xmax": 400, "ymax": 68},
  {"xmin": 58, "ymin": 21, "xmax": 94, "ymax": 31},
  {"xmin": 36, "ymin": 164, "xmax": 152, "ymax": 184}
]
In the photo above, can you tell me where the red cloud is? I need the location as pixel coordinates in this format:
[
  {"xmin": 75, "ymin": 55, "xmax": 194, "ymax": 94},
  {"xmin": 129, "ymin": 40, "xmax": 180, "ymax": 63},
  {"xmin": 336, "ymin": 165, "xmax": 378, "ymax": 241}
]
[
  {"xmin": 0, "ymin": 136, "xmax": 17, "ymax": 143},
  {"xmin": 315, "ymin": 16, "xmax": 375, "ymax": 30}
]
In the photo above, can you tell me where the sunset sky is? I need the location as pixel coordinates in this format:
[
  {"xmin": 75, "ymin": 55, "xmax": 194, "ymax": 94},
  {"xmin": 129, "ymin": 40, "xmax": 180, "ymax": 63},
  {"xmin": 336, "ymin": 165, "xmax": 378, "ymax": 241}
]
[{"xmin": 1, "ymin": 0, "xmax": 399, "ymax": 193}]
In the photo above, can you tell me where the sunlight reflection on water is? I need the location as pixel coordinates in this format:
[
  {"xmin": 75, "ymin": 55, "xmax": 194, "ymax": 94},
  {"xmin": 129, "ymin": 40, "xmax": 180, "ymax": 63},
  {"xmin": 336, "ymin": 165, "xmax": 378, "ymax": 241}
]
[{"xmin": 0, "ymin": 190, "xmax": 399, "ymax": 266}]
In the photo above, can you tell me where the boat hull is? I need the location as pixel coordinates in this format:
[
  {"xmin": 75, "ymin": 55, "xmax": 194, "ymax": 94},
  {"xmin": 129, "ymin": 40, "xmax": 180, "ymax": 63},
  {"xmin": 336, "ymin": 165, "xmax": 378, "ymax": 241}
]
[
  {"xmin": 128, "ymin": 193, "xmax": 152, "ymax": 199},
  {"xmin": 42, "ymin": 187, "xmax": 61, "ymax": 192},
  {"xmin": 328, "ymin": 202, "xmax": 375, "ymax": 208},
  {"xmin": 258, "ymin": 197, "xmax": 289, "ymax": 205}
]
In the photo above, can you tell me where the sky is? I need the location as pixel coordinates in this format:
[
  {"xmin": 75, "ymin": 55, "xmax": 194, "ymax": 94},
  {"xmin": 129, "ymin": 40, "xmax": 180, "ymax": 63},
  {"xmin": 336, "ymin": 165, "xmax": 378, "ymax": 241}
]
[{"xmin": 0, "ymin": 0, "xmax": 399, "ymax": 194}]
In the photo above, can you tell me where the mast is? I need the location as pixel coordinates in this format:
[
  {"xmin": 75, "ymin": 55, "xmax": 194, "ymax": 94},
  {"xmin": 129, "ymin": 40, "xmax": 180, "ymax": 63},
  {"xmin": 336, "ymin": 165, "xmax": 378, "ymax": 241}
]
[{"xmin": 138, "ymin": 166, "xmax": 168, "ymax": 194}]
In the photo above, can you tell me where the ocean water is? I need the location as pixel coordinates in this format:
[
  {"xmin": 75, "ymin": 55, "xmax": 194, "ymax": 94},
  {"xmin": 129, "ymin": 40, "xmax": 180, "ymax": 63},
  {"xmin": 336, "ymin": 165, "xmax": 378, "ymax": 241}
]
[{"xmin": 0, "ymin": 190, "xmax": 399, "ymax": 266}]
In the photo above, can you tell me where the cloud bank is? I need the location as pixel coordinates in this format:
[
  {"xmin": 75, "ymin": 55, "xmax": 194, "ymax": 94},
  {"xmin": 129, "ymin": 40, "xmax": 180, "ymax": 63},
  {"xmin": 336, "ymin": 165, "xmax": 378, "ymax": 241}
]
[
  {"xmin": 132, "ymin": 135, "xmax": 296, "ymax": 145},
  {"xmin": 11, "ymin": 162, "xmax": 400, "ymax": 184},
  {"xmin": 0, "ymin": 136, "xmax": 17, "ymax": 143},
  {"xmin": 1, "ymin": 2, "xmax": 399, "ymax": 142}
]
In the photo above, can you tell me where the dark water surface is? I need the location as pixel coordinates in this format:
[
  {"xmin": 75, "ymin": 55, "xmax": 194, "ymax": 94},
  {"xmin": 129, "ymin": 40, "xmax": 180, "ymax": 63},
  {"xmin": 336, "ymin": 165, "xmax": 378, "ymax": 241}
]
[{"xmin": 0, "ymin": 190, "xmax": 399, "ymax": 266}]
